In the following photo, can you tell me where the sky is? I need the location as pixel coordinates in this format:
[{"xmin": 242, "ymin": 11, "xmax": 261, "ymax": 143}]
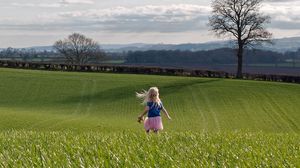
[{"xmin": 0, "ymin": 0, "xmax": 299, "ymax": 48}]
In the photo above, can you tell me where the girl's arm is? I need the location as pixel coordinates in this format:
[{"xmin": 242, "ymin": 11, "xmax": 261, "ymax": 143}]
[
  {"xmin": 139, "ymin": 106, "xmax": 149, "ymax": 119},
  {"xmin": 162, "ymin": 107, "xmax": 172, "ymax": 120}
]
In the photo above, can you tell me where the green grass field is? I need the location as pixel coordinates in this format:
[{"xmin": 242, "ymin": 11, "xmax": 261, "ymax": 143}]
[{"xmin": 0, "ymin": 68, "xmax": 299, "ymax": 166}]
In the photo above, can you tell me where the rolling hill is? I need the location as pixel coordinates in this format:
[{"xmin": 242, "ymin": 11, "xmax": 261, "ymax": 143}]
[
  {"xmin": 0, "ymin": 68, "xmax": 299, "ymax": 167},
  {"xmin": 0, "ymin": 68, "xmax": 299, "ymax": 133}
]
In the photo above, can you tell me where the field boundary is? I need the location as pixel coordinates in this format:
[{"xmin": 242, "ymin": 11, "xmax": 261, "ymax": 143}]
[{"xmin": 0, "ymin": 60, "xmax": 299, "ymax": 83}]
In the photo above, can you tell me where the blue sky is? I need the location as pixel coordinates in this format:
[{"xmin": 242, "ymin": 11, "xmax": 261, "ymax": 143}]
[{"xmin": 0, "ymin": 0, "xmax": 299, "ymax": 47}]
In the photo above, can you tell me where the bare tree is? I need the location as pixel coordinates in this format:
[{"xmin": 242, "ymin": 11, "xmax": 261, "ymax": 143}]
[
  {"xmin": 54, "ymin": 33, "xmax": 105, "ymax": 65},
  {"xmin": 209, "ymin": 0, "xmax": 272, "ymax": 78}
]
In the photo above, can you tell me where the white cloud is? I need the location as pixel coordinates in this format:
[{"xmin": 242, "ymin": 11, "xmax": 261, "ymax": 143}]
[
  {"xmin": 265, "ymin": 0, "xmax": 299, "ymax": 2},
  {"xmin": 10, "ymin": 0, "xmax": 94, "ymax": 8},
  {"xmin": 2, "ymin": 3, "xmax": 300, "ymax": 33},
  {"xmin": 2, "ymin": 4, "xmax": 208, "ymax": 32},
  {"xmin": 54, "ymin": 4, "xmax": 211, "ymax": 20},
  {"xmin": 37, "ymin": 4, "xmax": 211, "ymax": 32},
  {"xmin": 11, "ymin": 2, "xmax": 62, "ymax": 8},
  {"xmin": 262, "ymin": 2, "xmax": 300, "ymax": 22},
  {"xmin": 60, "ymin": 0, "xmax": 94, "ymax": 4},
  {"xmin": 1, "ymin": 1, "xmax": 300, "ymax": 47}
]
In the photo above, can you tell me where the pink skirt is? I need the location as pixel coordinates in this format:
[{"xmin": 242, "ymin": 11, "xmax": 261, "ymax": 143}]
[{"xmin": 144, "ymin": 116, "xmax": 163, "ymax": 131}]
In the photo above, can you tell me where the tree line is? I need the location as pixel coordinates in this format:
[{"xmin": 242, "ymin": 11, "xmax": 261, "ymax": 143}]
[
  {"xmin": 125, "ymin": 48, "xmax": 300, "ymax": 66},
  {"xmin": 0, "ymin": 47, "xmax": 59, "ymax": 62},
  {"xmin": 1, "ymin": 46, "xmax": 299, "ymax": 66}
]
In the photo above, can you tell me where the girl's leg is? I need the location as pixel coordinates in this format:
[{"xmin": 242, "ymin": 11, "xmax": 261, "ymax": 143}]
[
  {"xmin": 146, "ymin": 130, "xmax": 150, "ymax": 134},
  {"xmin": 153, "ymin": 129, "xmax": 159, "ymax": 134}
]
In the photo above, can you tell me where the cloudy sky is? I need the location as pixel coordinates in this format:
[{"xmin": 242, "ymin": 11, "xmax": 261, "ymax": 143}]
[{"xmin": 0, "ymin": 0, "xmax": 299, "ymax": 47}]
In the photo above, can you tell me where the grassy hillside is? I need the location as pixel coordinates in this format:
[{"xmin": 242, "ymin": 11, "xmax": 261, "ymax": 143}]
[
  {"xmin": 0, "ymin": 68, "xmax": 299, "ymax": 166},
  {"xmin": 0, "ymin": 68, "xmax": 299, "ymax": 133}
]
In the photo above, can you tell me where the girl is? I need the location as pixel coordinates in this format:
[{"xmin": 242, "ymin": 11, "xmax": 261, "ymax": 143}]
[{"xmin": 136, "ymin": 87, "xmax": 171, "ymax": 133}]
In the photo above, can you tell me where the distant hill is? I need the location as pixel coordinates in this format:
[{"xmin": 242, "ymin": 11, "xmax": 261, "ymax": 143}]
[
  {"xmin": 101, "ymin": 41, "xmax": 232, "ymax": 53},
  {"xmin": 253, "ymin": 37, "xmax": 300, "ymax": 53},
  {"xmin": 102, "ymin": 37, "xmax": 300, "ymax": 53},
  {"xmin": 28, "ymin": 46, "xmax": 55, "ymax": 52},
  {"xmin": 2, "ymin": 36, "xmax": 300, "ymax": 53}
]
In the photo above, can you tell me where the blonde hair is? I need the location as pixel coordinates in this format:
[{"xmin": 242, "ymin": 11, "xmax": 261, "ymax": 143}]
[{"xmin": 136, "ymin": 87, "xmax": 162, "ymax": 106}]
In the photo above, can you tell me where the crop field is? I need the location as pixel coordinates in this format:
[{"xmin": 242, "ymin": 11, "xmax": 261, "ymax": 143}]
[{"xmin": 0, "ymin": 68, "xmax": 299, "ymax": 166}]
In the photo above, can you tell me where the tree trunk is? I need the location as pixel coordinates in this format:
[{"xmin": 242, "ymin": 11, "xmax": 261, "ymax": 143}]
[{"xmin": 236, "ymin": 45, "xmax": 244, "ymax": 79}]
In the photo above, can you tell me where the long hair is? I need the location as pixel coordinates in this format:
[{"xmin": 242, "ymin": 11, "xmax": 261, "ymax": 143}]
[{"xmin": 136, "ymin": 87, "xmax": 162, "ymax": 107}]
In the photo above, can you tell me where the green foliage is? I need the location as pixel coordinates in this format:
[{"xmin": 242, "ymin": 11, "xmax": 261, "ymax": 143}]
[{"xmin": 0, "ymin": 131, "xmax": 299, "ymax": 167}]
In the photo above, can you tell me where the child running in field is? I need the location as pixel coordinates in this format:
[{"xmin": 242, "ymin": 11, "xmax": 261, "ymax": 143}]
[{"xmin": 136, "ymin": 87, "xmax": 171, "ymax": 133}]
